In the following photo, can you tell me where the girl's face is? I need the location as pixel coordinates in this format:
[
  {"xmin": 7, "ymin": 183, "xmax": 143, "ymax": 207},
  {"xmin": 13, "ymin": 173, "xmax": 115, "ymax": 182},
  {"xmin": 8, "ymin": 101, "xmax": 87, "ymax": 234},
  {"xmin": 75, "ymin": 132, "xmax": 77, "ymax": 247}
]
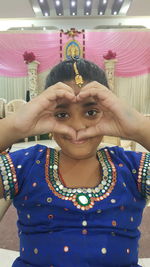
[{"xmin": 53, "ymin": 80, "xmax": 103, "ymax": 160}]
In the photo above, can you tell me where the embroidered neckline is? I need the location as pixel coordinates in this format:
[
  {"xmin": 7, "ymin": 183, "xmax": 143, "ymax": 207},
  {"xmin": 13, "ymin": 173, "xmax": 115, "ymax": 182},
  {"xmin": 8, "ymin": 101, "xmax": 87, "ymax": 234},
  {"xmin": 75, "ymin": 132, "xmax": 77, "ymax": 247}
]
[
  {"xmin": 138, "ymin": 152, "xmax": 150, "ymax": 204},
  {"xmin": 45, "ymin": 148, "xmax": 117, "ymax": 210},
  {"xmin": 0, "ymin": 153, "xmax": 18, "ymax": 200}
]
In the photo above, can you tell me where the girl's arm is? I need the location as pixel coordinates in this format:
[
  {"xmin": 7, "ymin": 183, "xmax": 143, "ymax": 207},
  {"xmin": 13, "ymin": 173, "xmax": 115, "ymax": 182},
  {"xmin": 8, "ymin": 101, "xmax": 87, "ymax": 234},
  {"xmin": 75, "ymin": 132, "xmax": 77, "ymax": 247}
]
[
  {"xmin": 0, "ymin": 82, "xmax": 76, "ymax": 152},
  {"xmin": 135, "ymin": 119, "xmax": 150, "ymax": 151},
  {"xmin": 0, "ymin": 82, "xmax": 76, "ymax": 203}
]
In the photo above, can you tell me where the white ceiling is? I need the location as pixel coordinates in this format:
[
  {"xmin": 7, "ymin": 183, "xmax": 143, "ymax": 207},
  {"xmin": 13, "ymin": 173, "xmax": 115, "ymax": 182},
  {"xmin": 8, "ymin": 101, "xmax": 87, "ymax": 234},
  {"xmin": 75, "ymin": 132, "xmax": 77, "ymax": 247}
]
[{"xmin": 0, "ymin": 0, "xmax": 150, "ymax": 18}]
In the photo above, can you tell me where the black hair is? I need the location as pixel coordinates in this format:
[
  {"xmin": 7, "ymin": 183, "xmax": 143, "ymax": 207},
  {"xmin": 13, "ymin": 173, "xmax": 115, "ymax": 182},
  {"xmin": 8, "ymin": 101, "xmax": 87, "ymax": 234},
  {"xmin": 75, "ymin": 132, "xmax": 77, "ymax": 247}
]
[{"xmin": 45, "ymin": 58, "xmax": 109, "ymax": 89}]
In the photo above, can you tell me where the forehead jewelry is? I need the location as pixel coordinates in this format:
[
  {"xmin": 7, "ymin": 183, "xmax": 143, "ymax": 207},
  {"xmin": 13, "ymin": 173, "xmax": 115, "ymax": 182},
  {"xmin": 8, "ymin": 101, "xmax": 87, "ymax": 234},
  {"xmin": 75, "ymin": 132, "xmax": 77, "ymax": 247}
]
[{"xmin": 73, "ymin": 61, "xmax": 84, "ymax": 87}]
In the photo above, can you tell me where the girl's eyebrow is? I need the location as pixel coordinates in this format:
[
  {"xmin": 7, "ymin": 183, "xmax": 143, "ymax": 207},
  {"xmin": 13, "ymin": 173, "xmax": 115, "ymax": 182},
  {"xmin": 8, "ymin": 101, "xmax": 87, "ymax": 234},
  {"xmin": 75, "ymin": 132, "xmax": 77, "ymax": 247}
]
[
  {"xmin": 56, "ymin": 103, "xmax": 69, "ymax": 109},
  {"xmin": 83, "ymin": 102, "xmax": 98, "ymax": 107},
  {"xmin": 56, "ymin": 102, "xmax": 98, "ymax": 109}
]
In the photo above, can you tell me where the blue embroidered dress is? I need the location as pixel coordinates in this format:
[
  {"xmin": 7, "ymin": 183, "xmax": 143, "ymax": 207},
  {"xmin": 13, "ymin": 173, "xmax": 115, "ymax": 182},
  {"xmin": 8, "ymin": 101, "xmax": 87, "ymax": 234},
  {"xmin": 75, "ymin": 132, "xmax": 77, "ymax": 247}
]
[{"xmin": 0, "ymin": 144, "xmax": 150, "ymax": 267}]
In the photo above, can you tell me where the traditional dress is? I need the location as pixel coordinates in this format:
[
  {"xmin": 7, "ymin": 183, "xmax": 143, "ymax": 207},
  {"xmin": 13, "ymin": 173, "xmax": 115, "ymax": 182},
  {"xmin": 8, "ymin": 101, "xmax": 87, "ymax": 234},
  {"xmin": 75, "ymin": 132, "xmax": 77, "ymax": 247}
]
[{"xmin": 0, "ymin": 144, "xmax": 150, "ymax": 267}]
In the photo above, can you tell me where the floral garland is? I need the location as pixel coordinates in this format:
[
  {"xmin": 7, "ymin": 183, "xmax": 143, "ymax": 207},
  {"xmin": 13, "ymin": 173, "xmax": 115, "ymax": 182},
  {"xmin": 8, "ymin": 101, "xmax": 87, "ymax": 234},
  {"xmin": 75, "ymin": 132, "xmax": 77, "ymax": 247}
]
[{"xmin": 63, "ymin": 28, "xmax": 82, "ymax": 39}]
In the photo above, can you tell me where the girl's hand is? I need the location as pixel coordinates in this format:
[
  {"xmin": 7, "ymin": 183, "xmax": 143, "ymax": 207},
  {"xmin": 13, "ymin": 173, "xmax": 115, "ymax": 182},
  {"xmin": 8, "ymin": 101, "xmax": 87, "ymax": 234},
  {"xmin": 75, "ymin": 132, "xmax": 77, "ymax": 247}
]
[
  {"xmin": 76, "ymin": 81, "xmax": 144, "ymax": 141},
  {"xmin": 8, "ymin": 82, "xmax": 77, "ymax": 140}
]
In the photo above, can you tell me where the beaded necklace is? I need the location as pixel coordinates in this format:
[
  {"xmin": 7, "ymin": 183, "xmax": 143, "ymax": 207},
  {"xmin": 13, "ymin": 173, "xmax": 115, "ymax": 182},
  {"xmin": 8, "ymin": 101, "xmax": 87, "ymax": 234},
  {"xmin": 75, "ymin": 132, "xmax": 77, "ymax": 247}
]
[{"xmin": 45, "ymin": 148, "xmax": 117, "ymax": 210}]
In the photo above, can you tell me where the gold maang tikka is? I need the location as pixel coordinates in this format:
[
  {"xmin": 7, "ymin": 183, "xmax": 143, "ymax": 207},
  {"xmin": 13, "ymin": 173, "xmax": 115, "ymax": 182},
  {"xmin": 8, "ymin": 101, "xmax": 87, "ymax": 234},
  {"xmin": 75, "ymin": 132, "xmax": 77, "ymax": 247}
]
[{"xmin": 73, "ymin": 61, "xmax": 84, "ymax": 87}]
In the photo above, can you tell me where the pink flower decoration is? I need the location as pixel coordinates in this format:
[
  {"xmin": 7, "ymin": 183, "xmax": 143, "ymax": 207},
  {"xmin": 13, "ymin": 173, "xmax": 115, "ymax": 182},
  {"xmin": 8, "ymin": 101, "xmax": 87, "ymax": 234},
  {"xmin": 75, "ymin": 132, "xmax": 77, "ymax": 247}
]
[
  {"xmin": 23, "ymin": 51, "xmax": 36, "ymax": 64},
  {"xmin": 103, "ymin": 50, "xmax": 116, "ymax": 60}
]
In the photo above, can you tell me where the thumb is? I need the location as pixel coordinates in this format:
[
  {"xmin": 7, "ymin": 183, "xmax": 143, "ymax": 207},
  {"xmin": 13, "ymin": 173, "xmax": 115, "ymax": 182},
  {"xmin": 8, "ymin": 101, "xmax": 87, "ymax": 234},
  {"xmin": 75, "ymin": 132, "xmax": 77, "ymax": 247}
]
[
  {"xmin": 76, "ymin": 125, "xmax": 102, "ymax": 140},
  {"xmin": 53, "ymin": 123, "xmax": 77, "ymax": 140}
]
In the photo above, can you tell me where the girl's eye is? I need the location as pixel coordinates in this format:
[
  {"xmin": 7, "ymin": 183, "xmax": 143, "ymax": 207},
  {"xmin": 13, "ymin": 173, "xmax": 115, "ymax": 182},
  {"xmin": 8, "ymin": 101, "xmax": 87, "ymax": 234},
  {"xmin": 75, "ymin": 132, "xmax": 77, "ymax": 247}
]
[
  {"xmin": 55, "ymin": 112, "xmax": 69, "ymax": 119},
  {"xmin": 85, "ymin": 110, "xmax": 98, "ymax": 117}
]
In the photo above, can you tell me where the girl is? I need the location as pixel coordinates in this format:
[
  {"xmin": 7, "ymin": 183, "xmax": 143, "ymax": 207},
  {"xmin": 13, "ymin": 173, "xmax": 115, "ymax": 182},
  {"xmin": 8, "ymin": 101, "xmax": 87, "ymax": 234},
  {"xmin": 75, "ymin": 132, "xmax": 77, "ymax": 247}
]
[{"xmin": 0, "ymin": 59, "xmax": 150, "ymax": 267}]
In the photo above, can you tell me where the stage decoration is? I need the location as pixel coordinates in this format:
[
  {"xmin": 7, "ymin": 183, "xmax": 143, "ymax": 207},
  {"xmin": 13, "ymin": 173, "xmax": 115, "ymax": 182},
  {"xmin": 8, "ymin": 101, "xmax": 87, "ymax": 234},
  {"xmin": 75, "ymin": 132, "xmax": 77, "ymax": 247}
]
[
  {"xmin": 103, "ymin": 50, "xmax": 117, "ymax": 91},
  {"xmin": 103, "ymin": 50, "xmax": 116, "ymax": 60},
  {"xmin": 63, "ymin": 28, "xmax": 82, "ymax": 39},
  {"xmin": 64, "ymin": 39, "xmax": 82, "ymax": 60},
  {"xmin": 60, "ymin": 29, "xmax": 84, "ymax": 61},
  {"xmin": 1, "ymin": 31, "xmax": 150, "ymax": 77},
  {"xmin": 60, "ymin": 30, "xmax": 63, "ymax": 62},
  {"xmin": 23, "ymin": 51, "xmax": 36, "ymax": 64},
  {"xmin": 23, "ymin": 51, "xmax": 40, "ymax": 99},
  {"xmin": 82, "ymin": 29, "xmax": 85, "ymax": 58}
]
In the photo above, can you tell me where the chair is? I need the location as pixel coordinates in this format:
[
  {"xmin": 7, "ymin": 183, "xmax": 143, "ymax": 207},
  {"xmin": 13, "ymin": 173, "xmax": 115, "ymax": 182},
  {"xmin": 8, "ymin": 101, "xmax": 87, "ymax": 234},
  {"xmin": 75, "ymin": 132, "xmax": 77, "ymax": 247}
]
[
  {"xmin": 5, "ymin": 99, "xmax": 26, "ymax": 117},
  {"xmin": 0, "ymin": 98, "xmax": 7, "ymax": 118},
  {"xmin": 102, "ymin": 136, "xmax": 121, "ymax": 146},
  {"xmin": 120, "ymin": 139, "xmax": 136, "ymax": 151},
  {"xmin": 100, "ymin": 136, "xmax": 136, "ymax": 151},
  {"xmin": 98, "ymin": 136, "xmax": 121, "ymax": 149},
  {"xmin": 144, "ymin": 114, "xmax": 150, "ymax": 120}
]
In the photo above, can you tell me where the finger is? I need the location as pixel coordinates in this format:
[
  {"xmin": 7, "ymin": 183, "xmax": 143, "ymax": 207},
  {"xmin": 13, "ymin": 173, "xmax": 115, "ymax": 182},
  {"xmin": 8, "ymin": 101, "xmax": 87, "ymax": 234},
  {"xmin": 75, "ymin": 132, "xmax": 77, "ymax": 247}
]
[
  {"xmin": 53, "ymin": 123, "xmax": 76, "ymax": 140},
  {"xmin": 44, "ymin": 82, "xmax": 75, "ymax": 98},
  {"xmin": 29, "ymin": 90, "xmax": 76, "ymax": 117},
  {"xmin": 76, "ymin": 125, "xmax": 102, "ymax": 140},
  {"xmin": 77, "ymin": 81, "xmax": 112, "ymax": 101},
  {"xmin": 77, "ymin": 89, "xmax": 121, "ymax": 116},
  {"xmin": 77, "ymin": 88, "xmax": 112, "ymax": 103},
  {"xmin": 80, "ymin": 81, "xmax": 109, "ymax": 93},
  {"xmin": 33, "ymin": 117, "xmax": 76, "ymax": 140},
  {"xmin": 38, "ymin": 90, "xmax": 75, "ymax": 102},
  {"xmin": 55, "ymin": 90, "xmax": 76, "ymax": 101}
]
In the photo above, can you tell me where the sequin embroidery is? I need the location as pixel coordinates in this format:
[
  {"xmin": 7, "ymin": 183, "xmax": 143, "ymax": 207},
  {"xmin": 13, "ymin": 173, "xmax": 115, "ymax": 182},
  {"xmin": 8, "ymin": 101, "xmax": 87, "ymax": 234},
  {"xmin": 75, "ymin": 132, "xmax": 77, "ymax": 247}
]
[{"xmin": 45, "ymin": 148, "xmax": 117, "ymax": 210}]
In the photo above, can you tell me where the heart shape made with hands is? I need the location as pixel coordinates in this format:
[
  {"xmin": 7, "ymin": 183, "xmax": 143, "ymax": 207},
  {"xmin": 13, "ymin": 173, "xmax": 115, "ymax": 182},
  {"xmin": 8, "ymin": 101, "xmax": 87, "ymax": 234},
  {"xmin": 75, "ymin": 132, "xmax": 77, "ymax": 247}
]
[
  {"xmin": 53, "ymin": 90, "xmax": 104, "ymax": 141},
  {"xmin": 44, "ymin": 81, "xmax": 120, "ymax": 141},
  {"xmin": 54, "ymin": 83, "xmax": 124, "ymax": 141}
]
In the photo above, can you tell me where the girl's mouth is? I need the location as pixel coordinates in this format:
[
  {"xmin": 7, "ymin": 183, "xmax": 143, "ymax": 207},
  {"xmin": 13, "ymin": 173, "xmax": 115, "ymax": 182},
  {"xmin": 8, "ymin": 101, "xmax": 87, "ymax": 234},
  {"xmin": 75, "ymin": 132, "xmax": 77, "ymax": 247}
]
[{"xmin": 69, "ymin": 139, "xmax": 88, "ymax": 144}]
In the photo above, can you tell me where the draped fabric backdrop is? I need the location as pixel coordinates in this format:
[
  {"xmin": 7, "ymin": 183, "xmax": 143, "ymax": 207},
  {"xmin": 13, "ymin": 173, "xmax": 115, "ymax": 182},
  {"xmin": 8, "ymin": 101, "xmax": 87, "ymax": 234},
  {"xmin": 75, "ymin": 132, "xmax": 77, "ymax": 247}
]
[{"xmin": 0, "ymin": 30, "xmax": 150, "ymax": 113}]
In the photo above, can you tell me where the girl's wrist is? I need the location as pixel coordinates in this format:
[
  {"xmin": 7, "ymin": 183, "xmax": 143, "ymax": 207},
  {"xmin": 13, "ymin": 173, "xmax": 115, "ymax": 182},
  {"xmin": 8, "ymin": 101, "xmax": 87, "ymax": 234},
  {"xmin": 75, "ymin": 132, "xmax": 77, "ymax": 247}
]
[{"xmin": 134, "ymin": 116, "xmax": 150, "ymax": 151}]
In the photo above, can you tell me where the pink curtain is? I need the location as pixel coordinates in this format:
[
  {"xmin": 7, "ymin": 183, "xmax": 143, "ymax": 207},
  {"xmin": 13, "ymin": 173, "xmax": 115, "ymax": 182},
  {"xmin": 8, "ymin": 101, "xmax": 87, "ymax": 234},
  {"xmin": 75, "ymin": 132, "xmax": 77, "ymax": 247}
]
[
  {"xmin": 0, "ymin": 32, "xmax": 60, "ymax": 77},
  {"xmin": 0, "ymin": 31, "xmax": 150, "ymax": 77},
  {"xmin": 86, "ymin": 31, "xmax": 150, "ymax": 77}
]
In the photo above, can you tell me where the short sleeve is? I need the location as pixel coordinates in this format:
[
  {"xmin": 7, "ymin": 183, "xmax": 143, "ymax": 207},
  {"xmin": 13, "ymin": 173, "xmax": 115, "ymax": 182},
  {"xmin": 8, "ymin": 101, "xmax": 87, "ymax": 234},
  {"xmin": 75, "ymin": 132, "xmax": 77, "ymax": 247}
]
[
  {"xmin": 110, "ymin": 146, "xmax": 150, "ymax": 205},
  {"xmin": 0, "ymin": 144, "xmax": 46, "ymax": 200}
]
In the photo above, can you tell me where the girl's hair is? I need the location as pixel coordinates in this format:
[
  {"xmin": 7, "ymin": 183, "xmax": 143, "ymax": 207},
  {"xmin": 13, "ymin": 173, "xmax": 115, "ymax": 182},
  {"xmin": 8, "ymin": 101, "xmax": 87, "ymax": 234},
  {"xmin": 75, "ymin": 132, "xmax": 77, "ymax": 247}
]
[{"xmin": 45, "ymin": 58, "xmax": 109, "ymax": 89}]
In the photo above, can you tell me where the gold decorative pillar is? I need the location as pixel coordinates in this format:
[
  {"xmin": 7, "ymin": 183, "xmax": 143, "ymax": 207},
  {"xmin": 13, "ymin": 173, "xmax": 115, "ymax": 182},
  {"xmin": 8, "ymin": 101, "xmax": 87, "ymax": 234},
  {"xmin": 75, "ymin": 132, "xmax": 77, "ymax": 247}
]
[
  {"xmin": 27, "ymin": 61, "xmax": 40, "ymax": 99},
  {"xmin": 104, "ymin": 59, "xmax": 117, "ymax": 92}
]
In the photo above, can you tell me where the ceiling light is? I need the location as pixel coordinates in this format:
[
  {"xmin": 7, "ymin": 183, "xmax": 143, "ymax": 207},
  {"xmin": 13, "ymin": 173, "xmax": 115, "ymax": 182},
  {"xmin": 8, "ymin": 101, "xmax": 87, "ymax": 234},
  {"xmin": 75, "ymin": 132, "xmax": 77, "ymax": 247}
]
[
  {"xmin": 86, "ymin": 12, "xmax": 89, "ymax": 15},
  {"xmin": 58, "ymin": 13, "xmax": 62, "ymax": 15},
  {"xmin": 44, "ymin": 12, "xmax": 48, "ymax": 16},
  {"xmin": 113, "ymin": 11, "xmax": 117, "ymax": 15},
  {"xmin": 103, "ymin": 0, "xmax": 107, "ymax": 4},
  {"xmin": 33, "ymin": 7, "xmax": 41, "ymax": 13},
  {"xmin": 86, "ymin": 1, "xmax": 91, "ymax": 6},
  {"xmin": 99, "ymin": 12, "xmax": 103, "ymax": 15},
  {"xmin": 56, "ymin": 0, "xmax": 60, "ymax": 6},
  {"xmin": 43, "ymin": 27, "xmax": 46, "ymax": 30},
  {"xmin": 121, "ymin": 3, "xmax": 130, "ymax": 14},
  {"xmin": 119, "ymin": 0, "xmax": 123, "ymax": 2},
  {"xmin": 72, "ymin": 12, "xmax": 76, "ymax": 15},
  {"xmin": 71, "ymin": 1, "xmax": 76, "ymax": 7},
  {"xmin": 40, "ymin": 0, "xmax": 44, "ymax": 3}
]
